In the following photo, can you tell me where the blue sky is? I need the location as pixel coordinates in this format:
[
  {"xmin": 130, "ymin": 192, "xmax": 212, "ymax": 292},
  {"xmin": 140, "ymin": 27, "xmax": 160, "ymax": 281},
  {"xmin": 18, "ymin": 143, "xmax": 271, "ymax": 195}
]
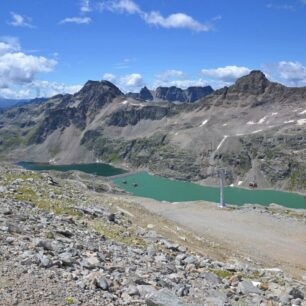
[{"xmin": 1, "ymin": 0, "xmax": 306, "ymax": 98}]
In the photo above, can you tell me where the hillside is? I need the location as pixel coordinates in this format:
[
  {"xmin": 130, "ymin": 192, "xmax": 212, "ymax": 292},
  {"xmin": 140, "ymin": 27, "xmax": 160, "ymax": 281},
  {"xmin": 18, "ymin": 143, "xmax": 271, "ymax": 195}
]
[
  {"xmin": 0, "ymin": 164, "xmax": 305, "ymax": 305},
  {"xmin": 0, "ymin": 71, "xmax": 306, "ymax": 191}
]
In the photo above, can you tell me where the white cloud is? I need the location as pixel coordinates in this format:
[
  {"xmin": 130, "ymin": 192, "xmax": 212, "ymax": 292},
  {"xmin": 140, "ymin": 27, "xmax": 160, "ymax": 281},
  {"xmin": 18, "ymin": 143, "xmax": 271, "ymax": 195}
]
[
  {"xmin": 0, "ymin": 37, "xmax": 74, "ymax": 99},
  {"xmin": 143, "ymin": 12, "xmax": 211, "ymax": 32},
  {"xmin": 0, "ymin": 37, "xmax": 20, "ymax": 55},
  {"xmin": 153, "ymin": 78, "xmax": 210, "ymax": 89},
  {"xmin": 99, "ymin": 0, "xmax": 213, "ymax": 32},
  {"xmin": 80, "ymin": 0, "xmax": 91, "ymax": 13},
  {"xmin": 154, "ymin": 70, "xmax": 200, "ymax": 89},
  {"xmin": 32, "ymin": 80, "xmax": 82, "ymax": 97},
  {"xmin": 60, "ymin": 17, "xmax": 92, "ymax": 24},
  {"xmin": 102, "ymin": 72, "xmax": 144, "ymax": 91},
  {"xmin": 103, "ymin": 73, "xmax": 116, "ymax": 82},
  {"xmin": 120, "ymin": 73, "xmax": 144, "ymax": 90},
  {"xmin": 100, "ymin": 0, "xmax": 141, "ymax": 14},
  {"xmin": 201, "ymin": 66, "xmax": 251, "ymax": 82},
  {"xmin": 156, "ymin": 69, "xmax": 185, "ymax": 81},
  {"xmin": 0, "ymin": 81, "xmax": 82, "ymax": 99},
  {"xmin": 0, "ymin": 39, "xmax": 57, "ymax": 88},
  {"xmin": 275, "ymin": 61, "xmax": 306, "ymax": 85},
  {"xmin": 9, "ymin": 12, "xmax": 34, "ymax": 28}
]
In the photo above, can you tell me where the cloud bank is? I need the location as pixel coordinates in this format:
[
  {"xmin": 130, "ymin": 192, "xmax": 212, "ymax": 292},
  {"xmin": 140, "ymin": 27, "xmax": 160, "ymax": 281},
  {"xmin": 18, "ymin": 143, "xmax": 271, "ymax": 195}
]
[{"xmin": 99, "ymin": 0, "xmax": 214, "ymax": 32}]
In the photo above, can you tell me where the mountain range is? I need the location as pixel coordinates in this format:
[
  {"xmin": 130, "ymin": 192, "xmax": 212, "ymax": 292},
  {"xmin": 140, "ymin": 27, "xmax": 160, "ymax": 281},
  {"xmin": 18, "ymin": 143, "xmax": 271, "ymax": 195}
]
[
  {"xmin": 127, "ymin": 85, "xmax": 214, "ymax": 103},
  {"xmin": 0, "ymin": 70, "xmax": 306, "ymax": 191},
  {"xmin": 0, "ymin": 98, "xmax": 30, "ymax": 109}
]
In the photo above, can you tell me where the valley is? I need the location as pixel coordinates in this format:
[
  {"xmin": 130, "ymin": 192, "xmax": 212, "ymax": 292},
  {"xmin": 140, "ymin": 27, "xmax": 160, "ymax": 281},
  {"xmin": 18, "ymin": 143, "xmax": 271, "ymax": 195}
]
[
  {"xmin": 1, "ymin": 71, "xmax": 306, "ymax": 306},
  {"xmin": 1, "ymin": 71, "xmax": 306, "ymax": 193}
]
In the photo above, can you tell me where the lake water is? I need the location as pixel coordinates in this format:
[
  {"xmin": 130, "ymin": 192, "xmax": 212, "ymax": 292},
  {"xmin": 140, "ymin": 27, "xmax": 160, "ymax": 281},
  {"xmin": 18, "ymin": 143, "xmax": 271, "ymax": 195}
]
[
  {"xmin": 18, "ymin": 162, "xmax": 306, "ymax": 209},
  {"xmin": 113, "ymin": 172, "xmax": 306, "ymax": 209},
  {"xmin": 18, "ymin": 161, "xmax": 127, "ymax": 177}
]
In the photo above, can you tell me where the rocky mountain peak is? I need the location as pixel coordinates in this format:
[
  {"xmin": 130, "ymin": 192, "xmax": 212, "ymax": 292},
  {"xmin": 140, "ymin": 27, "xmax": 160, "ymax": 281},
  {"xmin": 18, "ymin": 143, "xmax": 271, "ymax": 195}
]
[
  {"xmin": 155, "ymin": 86, "xmax": 185, "ymax": 102},
  {"xmin": 77, "ymin": 80, "xmax": 123, "ymax": 98},
  {"xmin": 184, "ymin": 86, "xmax": 214, "ymax": 102},
  {"xmin": 233, "ymin": 70, "xmax": 270, "ymax": 95},
  {"xmin": 139, "ymin": 86, "xmax": 153, "ymax": 101}
]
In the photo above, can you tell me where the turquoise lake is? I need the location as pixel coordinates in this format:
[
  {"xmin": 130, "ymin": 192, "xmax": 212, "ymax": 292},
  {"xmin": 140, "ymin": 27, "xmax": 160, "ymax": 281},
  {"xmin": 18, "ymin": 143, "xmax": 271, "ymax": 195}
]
[
  {"xmin": 19, "ymin": 162, "xmax": 306, "ymax": 209},
  {"xmin": 18, "ymin": 161, "xmax": 127, "ymax": 177}
]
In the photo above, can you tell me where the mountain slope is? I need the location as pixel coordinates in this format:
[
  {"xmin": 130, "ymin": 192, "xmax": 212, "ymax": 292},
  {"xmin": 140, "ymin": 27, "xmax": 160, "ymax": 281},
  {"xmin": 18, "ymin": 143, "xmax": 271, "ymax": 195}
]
[{"xmin": 1, "ymin": 71, "xmax": 306, "ymax": 191}]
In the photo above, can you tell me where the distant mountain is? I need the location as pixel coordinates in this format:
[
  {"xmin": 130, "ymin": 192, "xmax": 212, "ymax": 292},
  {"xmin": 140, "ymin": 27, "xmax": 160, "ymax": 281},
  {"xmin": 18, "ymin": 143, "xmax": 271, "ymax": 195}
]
[
  {"xmin": 128, "ymin": 85, "xmax": 214, "ymax": 103},
  {"xmin": 0, "ymin": 98, "xmax": 29, "ymax": 109},
  {"xmin": 1, "ymin": 71, "xmax": 306, "ymax": 192}
]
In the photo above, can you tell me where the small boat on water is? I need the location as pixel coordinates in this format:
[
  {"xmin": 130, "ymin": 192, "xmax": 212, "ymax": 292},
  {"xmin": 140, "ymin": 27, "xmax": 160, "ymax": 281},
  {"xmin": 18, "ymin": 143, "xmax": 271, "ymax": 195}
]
[{"xmin": 133, "ymin": 183, "xmax": 138, "ymax": 187}]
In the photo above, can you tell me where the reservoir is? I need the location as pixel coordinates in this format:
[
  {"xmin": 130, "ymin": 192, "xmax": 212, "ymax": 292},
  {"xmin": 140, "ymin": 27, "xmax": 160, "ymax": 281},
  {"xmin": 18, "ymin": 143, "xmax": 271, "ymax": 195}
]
[
  {"xmin": 19, "ymin": 162, "xmax": 306, "ymax": 209},
  {"xmin": 113, "ymin": 172, "xmax": 306, "ymax": 209},
  {"xmin": 18, "ymin": 161, "xmax": 127, "ymax": 177}
]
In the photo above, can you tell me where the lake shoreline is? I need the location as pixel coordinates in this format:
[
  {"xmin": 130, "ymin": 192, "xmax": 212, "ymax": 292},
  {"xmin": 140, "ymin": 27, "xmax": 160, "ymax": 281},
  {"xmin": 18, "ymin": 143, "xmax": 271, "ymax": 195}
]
[{"xmin": 17, "ymin": 161, "xmax": 306, "ymax": 209}]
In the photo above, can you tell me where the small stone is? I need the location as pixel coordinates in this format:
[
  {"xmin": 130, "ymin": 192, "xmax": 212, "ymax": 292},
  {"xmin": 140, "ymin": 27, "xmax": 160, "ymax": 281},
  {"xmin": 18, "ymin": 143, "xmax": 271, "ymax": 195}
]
[
  {"xmin": 37, "ymin": 254, "xmax": 51, "ymax": 268},
  {"xmin": 0, "ymin": 186, "xmax": 8, "ymax": 193},
  {"xmin": 132, "ymin": 248, "xmax": 144, "ymax": 255},
  {"xmin": 155, "ymin": 254, "xmax": 167, "ymax": 263},
  {"xmin": 137, "ymin": 285, "xmax": 157, "ymax": 298},
  {"xmin": 127, "ymin": 286, "xmax": 140, "ymax": 296},
  {"xmin": 2, "ymin": 207, "xmax": 12, "ymax": 215},
  {"xmin": 161, "ymin": 240, "xmax": 179, "ymax": 251},
  {"xmin": 146, "ymin": 288, "xmax": 188, "ymax": 306},
  {"xmin": 6, "ymin": 237, "xmax": 15, "ymax": 244},
  {"xmin": 289, "ymin": 288, "xmax": 304, "ymax": 300},
  {"xmin": 0, "ymin": 226, "xmax": 9, "ymax": 232},
  {"xmin": 291, "ymin": 298, "xmax": 302, "ymax": 305},
  {"xmin": 229, "ymin": 274, "xmax": 242, "ymax": 285},
  {"xmin": 49, "ymin": 192, "xmax": 55, "ymax": 199},
  {"xmin": 237, "ymin": 280, "xmax": 261, "ymax": 295},
  {"xmin": 201, "ymin": 272, "xmax": 221, "ymax": 285},
  {"xmin": 59, "ymin": 252, "xmax": 74, "ymax": 266},
  {"xmin": 81, "ymin": 254, "xmax": 100, "ymax": 269},
  {"xmin": 177, "ymin": 286, "xmax": 189, "ymax": 297},
  {"xmin": 175, "ymin": 254, "xmax": 187, "ymax": 263},
  {"xmin": 34, "ymin": 239, "xmax": 53, "ymax": 251},
  {"xmin": 147, "ymin": 245, "xmax": 156, "ymax": 257},
  {"xmin": 183, "ymin": 256, "xmax": 198, "ymax": 266},
  {"xmin": 95, "ymin": 276, "xmax": 109, "ymax": 291},
  {"xmin": 7, "ymin": 223, "xmax": 22, "ymax": 234},
  {"xmin": 107, "ymin": 213, "xmax": 116, "ymax": 222},
  {"xmin": 279, "ymin": 295, "xmax": 291, "ymax": 304},
  {"xmin": 259, "ymin": 282, "xmax": 269, "ymax": 291}
]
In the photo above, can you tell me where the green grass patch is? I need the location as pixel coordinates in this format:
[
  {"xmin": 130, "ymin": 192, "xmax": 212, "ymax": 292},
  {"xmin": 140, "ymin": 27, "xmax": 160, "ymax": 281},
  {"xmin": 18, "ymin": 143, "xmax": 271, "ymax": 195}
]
[
  {"xmin": 93, "ymin": 221, "xmax": 146, "ymax": 247},
  {"xmin": 64, "ymin": 297, "xmax": 75, "ymax": 305},
  {"xmin": 208, "ymin": 269, "xmax": 233, "ymax": 279}
]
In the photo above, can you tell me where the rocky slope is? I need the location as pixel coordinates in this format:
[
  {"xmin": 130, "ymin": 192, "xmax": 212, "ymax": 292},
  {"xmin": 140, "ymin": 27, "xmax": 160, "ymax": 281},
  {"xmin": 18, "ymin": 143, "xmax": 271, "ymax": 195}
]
[
  {"xmin": 128, "ymin": 85, "xmax": 214, "ymax": 103},
  {"xmin": 0, "ymin": 164, "xmax": 305, "ymax": 305},
  {"xmin": 0, "ymin": 71, "xmax": 306, "ymax": 191}
]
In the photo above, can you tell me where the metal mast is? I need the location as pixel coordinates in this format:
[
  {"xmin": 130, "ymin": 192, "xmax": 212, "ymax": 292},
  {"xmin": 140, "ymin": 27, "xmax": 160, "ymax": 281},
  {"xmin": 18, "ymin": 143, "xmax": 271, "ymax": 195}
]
[{"xmin": 217, "ymin": 169, "xmax": 227, "ymax": 208}]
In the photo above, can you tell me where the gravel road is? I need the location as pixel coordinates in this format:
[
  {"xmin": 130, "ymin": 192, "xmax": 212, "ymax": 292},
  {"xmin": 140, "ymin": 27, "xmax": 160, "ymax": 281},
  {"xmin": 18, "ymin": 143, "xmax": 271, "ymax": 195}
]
[{"xmin": 122, "ymin": 196, "xmax": 306, "ymax": 279}]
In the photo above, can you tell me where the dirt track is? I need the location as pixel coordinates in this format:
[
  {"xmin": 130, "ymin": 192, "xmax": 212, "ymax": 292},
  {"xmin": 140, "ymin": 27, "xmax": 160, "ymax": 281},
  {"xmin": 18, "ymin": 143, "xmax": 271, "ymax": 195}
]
[{"xmin": 115, "ymin": 195, "xmax": 306, "ymax": 279}]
